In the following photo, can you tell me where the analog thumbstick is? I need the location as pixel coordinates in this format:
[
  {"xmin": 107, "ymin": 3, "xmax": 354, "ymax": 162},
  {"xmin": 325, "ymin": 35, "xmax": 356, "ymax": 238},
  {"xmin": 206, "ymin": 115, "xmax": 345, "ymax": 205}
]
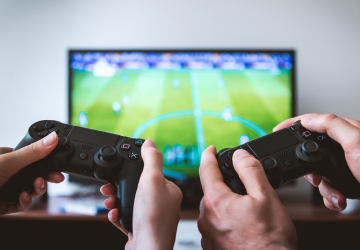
[
  {"xmin": 262, "ymin": 157, "xmax": 279, "ymax": 174},
  {"xmin": 99, "ymin": 146, "xmax": 117, "ymax": 162},
  {"xmin": 57, "ymin": 136, "xmax": 70, "ymax": 151},
  {"xmin": 301, "ymin": 141, "xmax": 319, "ymax": 156}
]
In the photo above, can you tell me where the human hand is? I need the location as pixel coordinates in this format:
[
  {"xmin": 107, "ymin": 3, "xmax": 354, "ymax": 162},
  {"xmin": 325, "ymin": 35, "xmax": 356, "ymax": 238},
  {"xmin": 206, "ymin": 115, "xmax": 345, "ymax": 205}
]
[
  {"xmin": 197, "ymin": 146, "xmax": 297, "ymax": 250},
  {"xmin": 274, "ymin": 113, "xmax": 360, "ymax": 211},
  {"xmin": 0, "ymin": 132, "xmax": 64, "ymax": 215},
  {"xmin": 100, "ymin": 139, "xmax": 183, "ymax": 250}
]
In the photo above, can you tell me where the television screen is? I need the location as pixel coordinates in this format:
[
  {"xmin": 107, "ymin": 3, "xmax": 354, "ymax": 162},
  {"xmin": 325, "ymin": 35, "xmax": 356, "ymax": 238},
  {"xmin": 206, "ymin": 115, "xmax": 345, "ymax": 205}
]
[{"xmin": 69, "ymin": 50, "xmax": 295, "ymax": 183}]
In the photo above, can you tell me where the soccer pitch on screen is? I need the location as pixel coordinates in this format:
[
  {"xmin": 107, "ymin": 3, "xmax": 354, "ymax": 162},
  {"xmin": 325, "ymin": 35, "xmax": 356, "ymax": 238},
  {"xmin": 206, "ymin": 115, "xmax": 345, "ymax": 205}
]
[{"xmin": 71, "ymin": 68, "xmax": 292, "ymax": 179}]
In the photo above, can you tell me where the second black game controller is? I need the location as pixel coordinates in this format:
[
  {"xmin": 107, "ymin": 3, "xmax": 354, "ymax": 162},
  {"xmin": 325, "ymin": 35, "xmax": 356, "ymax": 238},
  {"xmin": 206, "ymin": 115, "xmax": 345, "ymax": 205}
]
[
  {"xmin": 217, "ymin": 120, "xmax": 360, "ymax": 199},
  {"xmin": 0, "ymin": 120, "xmax": 145, "ymax": 232}
]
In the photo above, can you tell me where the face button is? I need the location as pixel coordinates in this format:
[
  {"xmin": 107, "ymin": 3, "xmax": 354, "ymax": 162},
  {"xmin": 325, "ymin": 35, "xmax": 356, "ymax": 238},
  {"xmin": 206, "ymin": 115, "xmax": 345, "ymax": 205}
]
[
  {"xmin": 317, "ymin": 135, "xmax": 327, "ymax": 141},
  {"xmin": 49, "ymin": 128, "xmax": 59, "ymax": 134},
  {"xmin": 33, "ymin": 124, "xmax": 44, "ymax": 132},
  {"xmin": 64, "ymin": 124, "xmax": 70, "ymax": 129},
  {"xmin": 45, "ymin": 121, "xmax": 54, "ymax": 129},
  {"xmin": 285, "ymin": 159, "xmax": 294, "ymax": 167},
  {"xmin": 120, "ymin": 143, "xmax": 131, "ymax": 151},
  {"xmin": 128, "ymin": 152, "xmax": 140, "ymax": 160},
  {"xmin": 262, "ymin": 157, "xmax": 279, "ymax": 174},
  {"xmin": 99, "ymin": 146, "xmax": 117, "ymax": 162},
  {"xmin": 79, "ymin": 152, "xmax": 88, "ymax": 160},
  {"xmin": 301, "ymin": 141, "xmax": 319, "ymax": 156},
  {"xmin": 134, "ymin": 139, "xmax": 145, "ymax": 147},
  {"xmin": 38, "ymin": 130, "xmax": 49, "ymax": 138},
  {"xmin": 227, "ymin": 151, "xmax": 233, "ymax": 160},
  {"xmin": 302, "ymin": 131, "xmax": 312, "ymax": 138},
  {"xmin": 57, "ymin": 135, "xmax": 70, "ymax": 151}
]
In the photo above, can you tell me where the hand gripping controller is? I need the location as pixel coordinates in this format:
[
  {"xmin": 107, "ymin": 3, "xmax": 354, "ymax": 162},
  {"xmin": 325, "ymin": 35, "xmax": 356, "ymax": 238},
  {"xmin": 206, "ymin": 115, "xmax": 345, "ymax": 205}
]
[
  {"xmin": 0, "ymin": 120, "xmax": 145, "ymax": 232},
  {"xmin": 217, "ymin": 121, "xmax": 360, "ymax": 198}
]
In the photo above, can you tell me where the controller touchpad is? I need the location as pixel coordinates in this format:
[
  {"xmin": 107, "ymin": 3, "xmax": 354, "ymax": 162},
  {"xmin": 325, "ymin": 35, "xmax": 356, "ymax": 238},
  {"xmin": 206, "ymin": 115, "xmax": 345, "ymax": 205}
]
[
  {"xmin": 68, "ymin": 126, "xmax": 120, "ymax": 146},
  {"xmin": 247, "ymin": 129, "xmax": 299, "ymax": 158}
]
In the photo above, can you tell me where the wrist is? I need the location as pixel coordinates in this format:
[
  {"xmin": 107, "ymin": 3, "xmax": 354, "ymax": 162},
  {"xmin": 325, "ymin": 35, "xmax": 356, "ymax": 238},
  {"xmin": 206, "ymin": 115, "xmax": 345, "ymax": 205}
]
[
  {"xmin": 126, "ymin": 239, "xmax": 173, "ymax": 250},
  {"xmin": 267, "ymin": 242, "xmax": 298, "ymax": 250},
  {"xmin": 126, "ymin": 230, "xmax": 176, "ymax": 250}
]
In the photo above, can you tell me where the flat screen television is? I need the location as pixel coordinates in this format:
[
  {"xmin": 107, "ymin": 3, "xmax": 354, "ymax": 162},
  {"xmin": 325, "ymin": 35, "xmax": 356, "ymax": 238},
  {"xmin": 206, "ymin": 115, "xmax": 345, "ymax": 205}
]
[{"xmin": 68, "ymin": 49, "xmax": 296, "ymax": 207}]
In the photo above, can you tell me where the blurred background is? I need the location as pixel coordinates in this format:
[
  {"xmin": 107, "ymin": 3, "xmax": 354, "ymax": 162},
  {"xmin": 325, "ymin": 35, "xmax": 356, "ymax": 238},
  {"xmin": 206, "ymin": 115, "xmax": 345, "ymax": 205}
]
[{"xmin": 1, "ymin": 0, "xmax": 360, "ymax": 249}]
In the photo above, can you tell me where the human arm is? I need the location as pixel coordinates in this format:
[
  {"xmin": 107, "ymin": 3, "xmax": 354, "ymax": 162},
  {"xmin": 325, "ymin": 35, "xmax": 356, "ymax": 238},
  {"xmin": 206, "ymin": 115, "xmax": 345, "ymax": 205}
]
[
  {"xmin": 0, "ymin": 132, "xmax": 64, "ymax": 215},
  {"xmin": 273, "ymin": 113, "xmax": 360, "ymax": 211},
  {"xmin": 101, "ymin": 139, "xmax": 183, "ymax": 250},
  {"xmin": 197, "ymin": 146, "xmax": 298, "ymax": 250}
]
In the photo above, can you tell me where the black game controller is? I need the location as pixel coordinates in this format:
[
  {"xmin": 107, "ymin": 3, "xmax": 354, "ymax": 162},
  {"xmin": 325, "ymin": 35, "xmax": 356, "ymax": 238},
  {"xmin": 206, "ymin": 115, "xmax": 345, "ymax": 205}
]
[
  {"xmin": 0, "ymin": 120, "xmax": 145, "ymax": 232},
  {"xmin": 217, "ymin": 120, "xmax": 360, "ymax": 199}
]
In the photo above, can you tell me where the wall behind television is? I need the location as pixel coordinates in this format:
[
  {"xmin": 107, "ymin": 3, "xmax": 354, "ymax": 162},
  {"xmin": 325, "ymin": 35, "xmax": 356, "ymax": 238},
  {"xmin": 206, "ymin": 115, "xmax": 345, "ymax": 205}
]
[{"xmin": 0, "ymin": 0, "xmax": 360, "ymax": 196}]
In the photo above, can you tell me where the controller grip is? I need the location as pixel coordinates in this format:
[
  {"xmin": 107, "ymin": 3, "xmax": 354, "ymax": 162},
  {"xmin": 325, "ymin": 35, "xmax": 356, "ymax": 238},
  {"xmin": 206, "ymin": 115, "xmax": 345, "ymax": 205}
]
[
  {"xmin": 0, "ymin": 133, "xmax": 47, "ymax": 203},
  {"xmin": 0, "ymin": 160, "xmax": 49, "ymax": 203},
  {"xmin": 221, "ymin": 172, "xmax": 246, "ymax": 195},
  {"xmin": 114, "ymin": 160, "xmax": 143, "ymax": 232},
  {"xmin": 221, "ymin": 169, "xmax": 283, "ymax": 196},
  {"xmin": 319, "ymin": 156, "xmax": 360, "ymax": 199}
]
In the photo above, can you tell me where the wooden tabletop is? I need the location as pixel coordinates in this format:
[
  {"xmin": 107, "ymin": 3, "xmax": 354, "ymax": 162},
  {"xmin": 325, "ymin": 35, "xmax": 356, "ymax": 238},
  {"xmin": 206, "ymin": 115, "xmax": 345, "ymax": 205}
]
[{"xmin": 1, "ymin": 197, "xmax": 360, "ymax": 222}]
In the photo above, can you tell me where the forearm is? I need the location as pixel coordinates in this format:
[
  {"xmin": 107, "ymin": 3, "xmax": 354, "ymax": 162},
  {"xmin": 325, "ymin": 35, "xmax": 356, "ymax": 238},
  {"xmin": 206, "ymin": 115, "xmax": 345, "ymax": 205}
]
[
  {"xmin": 266, "ymin": 242, "xmax": 298, "ymax": 250},
  {"xmin": 126, "ymin": 237, "xmax": 175, "ymax": 250},
  {"xmin": 126, "ymin": 228, "xmax": 177, "ymax": 250}
]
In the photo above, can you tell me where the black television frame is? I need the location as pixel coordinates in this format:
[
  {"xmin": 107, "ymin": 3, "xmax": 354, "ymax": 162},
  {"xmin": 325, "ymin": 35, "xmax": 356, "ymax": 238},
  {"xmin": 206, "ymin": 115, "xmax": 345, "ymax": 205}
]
[{"xmin": 68, "ymin": 49, "xmax": 297, "ymax": 207}]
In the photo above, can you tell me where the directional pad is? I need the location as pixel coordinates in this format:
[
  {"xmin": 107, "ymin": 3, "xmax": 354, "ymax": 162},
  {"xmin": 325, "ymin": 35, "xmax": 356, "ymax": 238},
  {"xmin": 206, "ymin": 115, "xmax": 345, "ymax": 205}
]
[
  {"xmin": 33, "ymin": 124, "xmax": 44, "ymax": 132},
  {"xmin": 38, "ymin": 130, "xmax": 49, "ymax": 138},
  {"xmin": 227, "ymin": 151, "xmax": 233, "ymax": 160},
  {"xmin": 49, "ymin": 128, "xmax": 59, "ymax": 134},
  {"xmin": 45, "ymin": 121, "xmax": 54, "ymax": 129},
  {"xmin": 224, "ymin": 161, "xmax": 233, "ymax": 170}
]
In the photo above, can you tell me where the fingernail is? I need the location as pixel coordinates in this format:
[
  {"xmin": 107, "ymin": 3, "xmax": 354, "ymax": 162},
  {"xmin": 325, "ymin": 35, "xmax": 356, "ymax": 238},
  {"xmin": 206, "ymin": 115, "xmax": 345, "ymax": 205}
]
[
  {"xmin": 306, "ymin": 174, "xmax": 314, "ymax": 186},
  {"xmin": 142, "ymin": 139, "xmax": 155, "ymax": 148},
  {"xmin": 41, "ymin": 180, "xmax": 46, "ymax": 189},
  {"xmin": 331, "ymin": 196, "xmax": 340, "ymax": 209},
  {"xmin": 234, "ymin": 149, "xmax": 250, "ymax": 159},
  {"xmin": 43, "ymin": 132, "xmax": 57, "ymax": 147},
  {"xmin": 108, "ymin": 210, "xmax": 113, "ymax": 220},
  {"xmin": 302, "ymin": 117, "xmax": 313, "ymax": 123},
  {"xmin": 24, "ymin": 193, "xmax": 30, "ymax": 202}
]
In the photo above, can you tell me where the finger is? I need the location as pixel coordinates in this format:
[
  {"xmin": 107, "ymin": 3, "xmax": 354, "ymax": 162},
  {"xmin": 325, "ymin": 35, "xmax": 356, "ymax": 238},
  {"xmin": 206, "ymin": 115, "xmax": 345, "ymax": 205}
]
[
  {"xmin": 199, "ymin": 197, "xmax": 204, "ymax": 213},
  {"xmin": 0, "ymin": 132, "xmax": 58, "ymax": 180},
  {"xmin": 201, "ymin": 237, "xmax": 213, "ymax": 250},
  {"xmin": 273, "ymin": 113, "xmax": 322, "ymax": 132},
  {"xmin": 140, "ymin": 139, "xmax": 164, "ymax": 179},
  {"xmin": 43, "ymin": 171, "xmax": 64, "ymax": 183},
  {"xmin": 104, "ymin": 196, "xmax": 117, "ymax": 210},
  {"xmin": 301, "ymin": 114, "xmax": 360, "ymax": 153},
  {"xmin": 318, "ymin": 179, "xmax": 347, "ymax": 211},
  {"xmin": 101, "ymin": 183, "xmax": 117, "ymax": 196},
  {"xmin": 323, "ymin": 197, "xmax": 346, "ymax": 211},
  {"xmin": 165, "ymin": 178, "xmax": 183, "ymax": 200},
  {"xmin": 199, "ymin": 146, "xmax": 230, "ymax": 195},
  {"xmin": 167, "ymin": 182, "xmax": 183, "ymax": 203},
  {"xmin": 272, "ymin": 114, "xmax": 360, "ymax": 132},
  {"xmin": 232, "ymin": 149, "xmax": 273, "ymax": 198},
  {"xmin": 30, "ymin": 177, "xmax": 47, "ymax": 199},
  {"xmin": 342, "ymin": 118, "xmax": 360, "ymax": 128},
  {"xmin": 3, "ymin": 192, "xmax": 32, "ymax": 214},
  {"xmin": 108, "ymin": 208, "xmax": 129, "ymax": 235},
  {"xmin": 304, "ymin": 173, "xmax": 322, "ymax": 187},
  {"xmin": 0, "ymin": 147, "xmax": 13, "ymax": 155}
]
